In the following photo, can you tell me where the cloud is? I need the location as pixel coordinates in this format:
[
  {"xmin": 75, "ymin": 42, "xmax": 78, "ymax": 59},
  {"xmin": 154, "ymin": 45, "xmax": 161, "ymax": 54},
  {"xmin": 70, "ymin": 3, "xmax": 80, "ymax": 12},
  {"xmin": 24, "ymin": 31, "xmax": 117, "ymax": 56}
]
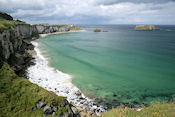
[{"xmin": 0, "ymin": 0, "xmax": 175, "ymax": 24}]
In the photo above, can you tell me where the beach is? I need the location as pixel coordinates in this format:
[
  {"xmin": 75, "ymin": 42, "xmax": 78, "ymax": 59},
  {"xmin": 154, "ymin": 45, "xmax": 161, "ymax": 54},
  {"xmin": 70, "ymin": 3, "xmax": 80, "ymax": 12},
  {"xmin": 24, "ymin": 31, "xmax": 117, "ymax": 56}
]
[{"xmin": 26, "ymin": 31, "xmax": 105, "ymax": 116}]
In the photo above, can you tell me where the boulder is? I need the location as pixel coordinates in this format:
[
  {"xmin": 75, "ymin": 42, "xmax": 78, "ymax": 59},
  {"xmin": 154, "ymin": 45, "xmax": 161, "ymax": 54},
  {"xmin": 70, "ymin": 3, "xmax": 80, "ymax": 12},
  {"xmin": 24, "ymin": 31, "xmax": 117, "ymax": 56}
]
[
  {"xmin": 36, "ymin": 101, "xmax": 47, "ymax": 108},
  {"xmin": 75, "ymin": 90, "xmax": 81, "ymax": 96},
  {"xmin": 44, "ymin": 106, "xmax": 53, "ymax": 115},
  {"xmin": 71, "ymin": 107, "xmax": 79, "ymax": 115}
]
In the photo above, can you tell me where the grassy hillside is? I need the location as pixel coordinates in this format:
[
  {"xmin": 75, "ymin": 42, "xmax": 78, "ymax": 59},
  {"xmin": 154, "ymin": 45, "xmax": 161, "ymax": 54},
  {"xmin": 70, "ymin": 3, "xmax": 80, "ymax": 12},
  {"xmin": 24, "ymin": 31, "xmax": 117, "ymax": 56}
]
[
  {"xmin": 0, "ymin": 62, "xmax": 73, "ymax": 117},
  {"xmin": 101, "ymin": 102, "xmax": 175, "ymax": 117},
  {"xmin": 0, "ymin": 19, "xmax": 25, "ymax": 32}
]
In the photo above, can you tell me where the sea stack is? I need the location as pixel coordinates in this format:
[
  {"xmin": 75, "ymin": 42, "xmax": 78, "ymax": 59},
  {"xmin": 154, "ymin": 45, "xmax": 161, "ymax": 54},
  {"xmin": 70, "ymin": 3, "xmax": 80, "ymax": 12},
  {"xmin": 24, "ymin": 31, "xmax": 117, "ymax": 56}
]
[
  {"xmin": 135, "ymin": 25, "xmax": 160, "ymax": 31},
  {"xmin": 94, "ymin": 29, "xmax": 101, "ymax": 32}
]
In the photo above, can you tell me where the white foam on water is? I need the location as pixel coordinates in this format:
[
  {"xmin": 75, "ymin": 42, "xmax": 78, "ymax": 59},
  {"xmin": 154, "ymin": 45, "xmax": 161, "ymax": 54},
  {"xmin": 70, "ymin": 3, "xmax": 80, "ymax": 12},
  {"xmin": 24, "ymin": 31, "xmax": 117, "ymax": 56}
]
[{"xmin": 27, "ymin": 41, "xmax": 105, "ymax": 116}]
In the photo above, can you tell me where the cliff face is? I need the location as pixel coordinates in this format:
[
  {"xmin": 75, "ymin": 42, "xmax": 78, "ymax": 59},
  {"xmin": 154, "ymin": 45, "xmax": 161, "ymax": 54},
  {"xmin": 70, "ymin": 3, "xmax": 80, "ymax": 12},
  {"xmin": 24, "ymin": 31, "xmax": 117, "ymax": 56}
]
[
  {"xmin": 35, "ymin": 25, "xmax": 71, "ymax": 34},
  {"xmin": 0, "ymin": 13, "xmax": 81, "ymax": 117},
  {"xmin": 0, "ymin": 23, "xmax": 73, "ymax": 76}
]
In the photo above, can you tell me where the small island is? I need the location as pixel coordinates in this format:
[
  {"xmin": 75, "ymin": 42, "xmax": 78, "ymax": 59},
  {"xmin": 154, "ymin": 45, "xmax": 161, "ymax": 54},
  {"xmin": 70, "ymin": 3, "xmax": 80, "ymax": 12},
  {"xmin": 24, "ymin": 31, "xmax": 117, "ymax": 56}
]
[
  {"xmin": 135, "ymin": 25, "xmax": 160, "ymax": 31},
  {"xmin": 94, "ymin": 28, "xmax": 101, "ymax": 32}
]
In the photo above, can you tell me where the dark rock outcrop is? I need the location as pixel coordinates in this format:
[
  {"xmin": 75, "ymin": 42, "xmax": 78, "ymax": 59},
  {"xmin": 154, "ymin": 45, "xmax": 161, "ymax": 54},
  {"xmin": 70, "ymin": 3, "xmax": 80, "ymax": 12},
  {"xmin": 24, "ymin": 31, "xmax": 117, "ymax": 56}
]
[
  {"xmin": 0, "ymin": 12, "xmax": 13, "ymax": 20},
  {"xmin": 33, "ymin": 101, "xmax": 80, "ymax": 117}
]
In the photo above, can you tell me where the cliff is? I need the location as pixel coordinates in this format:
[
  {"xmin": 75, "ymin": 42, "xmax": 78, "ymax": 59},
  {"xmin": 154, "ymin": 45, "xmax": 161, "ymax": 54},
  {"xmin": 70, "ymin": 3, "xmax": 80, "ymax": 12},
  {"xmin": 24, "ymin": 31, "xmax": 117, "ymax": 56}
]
[
  {"xmin": 0, "ymin": 62, "xmax": 80, "ymax": 117},
  {"xmin": 0, "ymin": 21, "xmax": 74, "ymax": 77},
  {"xmin": 135, "ymin": 25, "xmax": 159, "ymax": 31},
  {"xmin": 0, "ymin": 12, "xmax": 13, "ymax": 20},
  {"xmin": 0, "ymin": 12, "xmax": 80, "ymax": 117}
]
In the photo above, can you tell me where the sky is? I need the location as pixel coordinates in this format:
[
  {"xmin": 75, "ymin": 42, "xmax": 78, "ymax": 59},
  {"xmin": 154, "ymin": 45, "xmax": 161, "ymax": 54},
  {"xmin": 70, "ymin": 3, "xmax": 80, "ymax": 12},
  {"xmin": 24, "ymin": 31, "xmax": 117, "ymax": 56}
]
[{"xmin": 0, "ymin": 0, "xmax": 175, "ymax": 24}]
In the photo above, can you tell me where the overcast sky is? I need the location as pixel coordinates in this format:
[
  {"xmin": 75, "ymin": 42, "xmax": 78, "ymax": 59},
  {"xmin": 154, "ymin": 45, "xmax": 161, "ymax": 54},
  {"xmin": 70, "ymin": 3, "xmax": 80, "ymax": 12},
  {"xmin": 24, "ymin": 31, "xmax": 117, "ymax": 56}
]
[{"xmin": 0, "ymin": 0, "xmax": 175, "ymax": 24}]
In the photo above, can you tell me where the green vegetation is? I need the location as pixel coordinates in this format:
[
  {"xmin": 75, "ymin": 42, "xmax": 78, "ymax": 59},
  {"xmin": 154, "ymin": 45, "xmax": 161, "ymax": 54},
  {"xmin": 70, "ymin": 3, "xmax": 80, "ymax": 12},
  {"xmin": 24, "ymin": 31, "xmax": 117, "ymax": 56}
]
[
  {"xmin": 0, "ymin": 62, "xmax": 71, "ymax": 117},
  {"xmin": 0, "ymin": 19, "xmax": 25, "ymax": 33},
  {"xmin": 101, "ymin": 102, "xmax": 175, "ymax": 117},
  {"xmin": 70, "ymin": 26, "xmax": 80, "ymax": 30}
]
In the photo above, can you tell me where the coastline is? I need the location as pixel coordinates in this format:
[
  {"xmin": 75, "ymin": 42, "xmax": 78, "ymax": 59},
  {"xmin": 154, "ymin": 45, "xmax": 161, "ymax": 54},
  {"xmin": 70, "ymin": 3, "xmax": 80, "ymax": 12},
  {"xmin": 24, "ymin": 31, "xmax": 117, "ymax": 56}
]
[
  {"xmin": 39, "ymin": 30, "xmax": 86, "ymax": 38},
  {"xmin": 26, "ymin": 30, "xmax": 105, "ymax": 116}
]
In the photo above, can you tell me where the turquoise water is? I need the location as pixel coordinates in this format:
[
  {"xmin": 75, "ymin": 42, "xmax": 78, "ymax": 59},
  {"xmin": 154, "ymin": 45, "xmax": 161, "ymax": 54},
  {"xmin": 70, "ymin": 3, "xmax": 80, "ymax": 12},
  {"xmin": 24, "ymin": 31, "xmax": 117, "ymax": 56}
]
[{"xmin": 39, "ymin": 25, "xmax": 175, "ymax": 108}]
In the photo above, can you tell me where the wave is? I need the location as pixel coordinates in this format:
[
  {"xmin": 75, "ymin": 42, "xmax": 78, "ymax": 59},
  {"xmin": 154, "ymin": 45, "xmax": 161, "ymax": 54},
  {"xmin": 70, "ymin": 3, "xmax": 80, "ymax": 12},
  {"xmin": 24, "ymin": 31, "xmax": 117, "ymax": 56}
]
[
  {"xmin": 26, "ymin": 41, "xmax": 105, "ymax": 116},
  {"xmin": 165, "ymin": 29, "xmax": 175, "ymax": 32}
]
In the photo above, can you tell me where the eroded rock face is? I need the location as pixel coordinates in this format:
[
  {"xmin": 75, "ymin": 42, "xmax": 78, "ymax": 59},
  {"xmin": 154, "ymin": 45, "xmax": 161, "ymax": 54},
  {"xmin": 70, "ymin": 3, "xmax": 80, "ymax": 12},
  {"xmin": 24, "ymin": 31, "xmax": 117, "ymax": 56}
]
[
  {"xmin": 35, "ymin": 25, "xmax": 72, "ymax": 34},
  {"xmin": 0, "ymin": 23, "xmax": 73, "ymax": 77}
]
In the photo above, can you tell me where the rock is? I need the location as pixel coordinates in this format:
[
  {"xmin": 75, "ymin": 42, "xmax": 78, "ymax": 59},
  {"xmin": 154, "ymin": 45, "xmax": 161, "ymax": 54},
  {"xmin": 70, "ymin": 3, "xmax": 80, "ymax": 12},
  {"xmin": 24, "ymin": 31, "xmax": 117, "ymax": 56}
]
[
  {"xmin": 87, "ymin": 111, "xmax": 93, "ymax": 115},
  {"xmin": 80, "ymin": 100, "xmax": 85, "ymax": 104},
  {"xmin": 36, "ymin": 101, "xmax": 47, "ymax": 108},
  {"xmin": 52, "ymin": 112, "xmax": 56, "ymax": 117},
  {"xmin": 79, "ymin": 97, "xmax": 84, "ymax": 100},
  {"xmin": 71, "ymin": 107, "xmax": 79, "ymax": 115},
  {"xmin": 52, "ymin": 106, "xmax": 57, "ymax": 112},
  {"xmin": 75, "ymin": 90, "xmax": 82, "ymax": 96},
  {"xmin": 57, "ymin": 106, "xmax": 61, "ymax": 110},
  {"xmin": 32, "ymin": 107, "xmax": 37, "ymax": 111},
  {"xmin": 0, "ymin": 12, "xmax": 13, "ymax": 20},
  {"xmin": 113, "ymin": 94, "xmax": 117, "ymax": 97},
  {"xmin": 61, "ymin": 100, "xmax": 68, "ymax": 107},
  {"xmin": 44, "ymin": 106, "xmax": 53, "ymax": 115},
  {"xmin": 94, "ymin": 29, "xmax": 101, "ymax": 32},
  {"xmin": 68, "ymin": 112, "xmax": 74, "ymax": 117}
]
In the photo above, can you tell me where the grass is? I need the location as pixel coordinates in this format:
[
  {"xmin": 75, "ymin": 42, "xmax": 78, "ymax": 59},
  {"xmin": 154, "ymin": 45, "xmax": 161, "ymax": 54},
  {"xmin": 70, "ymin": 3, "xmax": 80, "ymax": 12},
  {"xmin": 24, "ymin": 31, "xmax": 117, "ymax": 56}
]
[
  {"xmin": 70, "ymin": 26, "xmax": 80, "ymax": 30},
  {"xmin": 0, "ymin": 62, "xmax": 72, "ymax": 117},
  {"xmin": 0, "ymin": 19, "xmax": 25, "ymax": 33},
  {"xmin": 101, "ymin": 102, "xmax": 175, "ymax": 117}
]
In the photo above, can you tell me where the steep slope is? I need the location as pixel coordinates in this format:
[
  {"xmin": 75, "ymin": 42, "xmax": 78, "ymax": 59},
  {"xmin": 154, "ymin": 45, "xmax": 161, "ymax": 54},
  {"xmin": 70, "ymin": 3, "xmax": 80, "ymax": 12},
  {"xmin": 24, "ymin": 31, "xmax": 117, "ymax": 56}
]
[
  {"xmin": 0, "ymin": 12, "xmax": 80, "ymax": 117},
  {"xmin": 0, "ymin": 62, "xmax": 79, "ymax": 117}
]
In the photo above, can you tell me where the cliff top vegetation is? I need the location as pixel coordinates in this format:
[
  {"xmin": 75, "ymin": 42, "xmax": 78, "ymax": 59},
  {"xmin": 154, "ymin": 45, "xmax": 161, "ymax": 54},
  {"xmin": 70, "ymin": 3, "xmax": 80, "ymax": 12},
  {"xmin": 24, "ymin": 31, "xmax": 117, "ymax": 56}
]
[
  {"xmin": 0, "ymin": 62, "xmax": 73, "ymax": 117},
  {"xmin": 0, "ymin": 19, "xmax": 25, "ymax": 33}
]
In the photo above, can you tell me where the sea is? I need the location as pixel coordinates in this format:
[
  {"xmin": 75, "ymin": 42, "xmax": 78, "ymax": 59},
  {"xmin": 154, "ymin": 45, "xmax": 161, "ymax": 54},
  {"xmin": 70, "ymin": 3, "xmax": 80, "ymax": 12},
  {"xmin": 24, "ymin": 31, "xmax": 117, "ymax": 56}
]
[{"xmin": 37, "ymin": 25, "xmax": 175, "ymax": 108}]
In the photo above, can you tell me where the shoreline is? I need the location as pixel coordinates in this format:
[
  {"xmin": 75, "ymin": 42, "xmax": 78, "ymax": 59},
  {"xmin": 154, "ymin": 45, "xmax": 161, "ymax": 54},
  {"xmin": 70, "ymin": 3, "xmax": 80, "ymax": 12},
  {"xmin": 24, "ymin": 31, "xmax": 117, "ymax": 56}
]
[
  {"xmin": 26, "ymin": 30, "xmax": 105, "ymax": 116},
  {"xmin": 39, "ymin": 30, "xmax": 86, "ymax": 38}
]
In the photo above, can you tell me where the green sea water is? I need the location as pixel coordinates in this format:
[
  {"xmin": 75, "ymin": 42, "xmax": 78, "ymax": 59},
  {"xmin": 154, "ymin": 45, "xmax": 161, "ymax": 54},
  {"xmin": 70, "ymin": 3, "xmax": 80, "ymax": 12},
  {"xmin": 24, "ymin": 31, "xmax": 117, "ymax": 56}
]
[{"xmin": 39, "ymin": 25, "xmax": 175, "ymax": 108}]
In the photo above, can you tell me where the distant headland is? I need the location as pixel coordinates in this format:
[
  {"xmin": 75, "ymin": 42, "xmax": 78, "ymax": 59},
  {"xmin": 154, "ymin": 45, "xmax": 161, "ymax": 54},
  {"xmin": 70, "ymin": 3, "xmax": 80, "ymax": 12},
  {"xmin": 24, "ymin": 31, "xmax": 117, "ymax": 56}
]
[{"xmin": 135, "ymin": 25, "xmax": 160, "ymax": 31}]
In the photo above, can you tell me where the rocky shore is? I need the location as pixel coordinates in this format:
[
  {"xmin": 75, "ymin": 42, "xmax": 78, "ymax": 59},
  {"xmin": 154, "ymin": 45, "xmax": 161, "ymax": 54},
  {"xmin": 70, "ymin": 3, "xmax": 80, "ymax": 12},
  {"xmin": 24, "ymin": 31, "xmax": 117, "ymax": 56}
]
[
  {"xmin": 0, "ymin": 12, "xmax": 105, "ymax": 116},
  {"xmin": 0, "ymin": 12, "xmax": 86, "ymax": 117},
  {"xmin": 27, "ymin": 40, "xmax": 105, "ymax": 116}
]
